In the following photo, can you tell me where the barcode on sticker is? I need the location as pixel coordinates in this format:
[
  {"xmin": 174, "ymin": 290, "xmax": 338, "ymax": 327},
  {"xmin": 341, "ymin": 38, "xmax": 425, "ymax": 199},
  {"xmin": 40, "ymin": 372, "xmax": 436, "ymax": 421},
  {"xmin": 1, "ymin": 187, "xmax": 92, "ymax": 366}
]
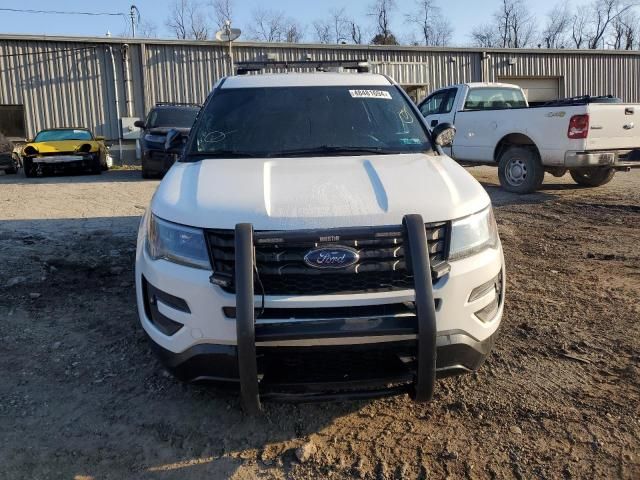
[{"xmin": 349, "ymin": 89, "xmax": 392, "ymax": 100}]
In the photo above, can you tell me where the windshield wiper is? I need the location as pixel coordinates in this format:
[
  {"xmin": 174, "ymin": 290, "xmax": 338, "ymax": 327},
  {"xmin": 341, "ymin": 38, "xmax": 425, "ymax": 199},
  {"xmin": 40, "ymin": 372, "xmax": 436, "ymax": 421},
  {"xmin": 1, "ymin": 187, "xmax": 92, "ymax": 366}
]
[{"xmin": 269, "ymin": 146, "xmax": 398, "ymax": 157}]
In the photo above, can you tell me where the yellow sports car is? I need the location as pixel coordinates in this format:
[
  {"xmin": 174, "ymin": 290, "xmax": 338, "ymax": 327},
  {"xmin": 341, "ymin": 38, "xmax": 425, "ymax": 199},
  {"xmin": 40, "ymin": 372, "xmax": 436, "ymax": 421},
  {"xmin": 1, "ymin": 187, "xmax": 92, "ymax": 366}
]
[{"xmin": 21, "ymin": 128, "xmax": 109, "ymax": 177}]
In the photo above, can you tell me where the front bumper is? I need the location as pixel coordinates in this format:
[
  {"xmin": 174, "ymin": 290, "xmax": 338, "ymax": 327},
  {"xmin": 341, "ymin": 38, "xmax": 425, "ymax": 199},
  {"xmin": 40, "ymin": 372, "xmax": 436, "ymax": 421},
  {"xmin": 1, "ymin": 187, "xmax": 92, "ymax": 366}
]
[
  {"xmin": 136, "ymin": 224, "xmax": 504, "ymax": 400},
  {"xmin": 142, "ymin": 149, "xmax": 178, "ymax": 174},
  {"xmin": 32, "ymin": 154, "xmax": 88, "ymax": 164},
  {"xmin": 565, "ymin": 149, "xmax": 640, "ymax": 169},
  {"xmin": 0, "ymin": 153, "xmax": 15, "ymax": 169},
  {"xmin": 146, "ymin": 331, "xmax": 497, "ymax": 400}
]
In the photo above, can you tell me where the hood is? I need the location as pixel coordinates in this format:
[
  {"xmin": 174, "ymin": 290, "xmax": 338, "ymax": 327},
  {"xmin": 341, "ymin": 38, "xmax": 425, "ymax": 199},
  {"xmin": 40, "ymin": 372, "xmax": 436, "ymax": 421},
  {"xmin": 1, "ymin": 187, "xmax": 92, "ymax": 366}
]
[
  {"xmin": 27, "ymin": 140, "xmax": 98, "ymax": 153},
  {"xmin": 152, "ymin": 153, "xmax": 490, "ymax": 230}
]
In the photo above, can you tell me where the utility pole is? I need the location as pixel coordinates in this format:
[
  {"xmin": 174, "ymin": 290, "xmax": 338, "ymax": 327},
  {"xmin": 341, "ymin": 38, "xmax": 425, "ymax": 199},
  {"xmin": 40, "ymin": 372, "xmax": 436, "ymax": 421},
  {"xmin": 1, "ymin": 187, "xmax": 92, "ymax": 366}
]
[
  {"xmin": 216, "ymin": 22, "xmax": 241, "ymax": 76},
  {"xmin": 130, "ymin": 5, "xmax": 139, "ymax": 38},
  {"xmin": 225, "ymin": 21, "xmax": 234, "ymax": 74}
]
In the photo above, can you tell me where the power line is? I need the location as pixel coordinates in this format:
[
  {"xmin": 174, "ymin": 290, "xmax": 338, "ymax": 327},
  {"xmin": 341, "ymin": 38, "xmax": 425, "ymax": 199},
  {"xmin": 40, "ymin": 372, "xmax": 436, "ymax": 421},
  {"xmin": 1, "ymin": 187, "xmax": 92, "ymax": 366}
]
[{"xmin": 0, "ymin": 7, "xmax": 124, "ymax": 17}]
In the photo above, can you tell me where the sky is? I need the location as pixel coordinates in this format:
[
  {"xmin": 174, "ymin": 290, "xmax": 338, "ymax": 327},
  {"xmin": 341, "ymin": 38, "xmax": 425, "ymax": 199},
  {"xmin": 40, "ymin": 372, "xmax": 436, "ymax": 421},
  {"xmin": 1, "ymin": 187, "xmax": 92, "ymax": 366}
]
[{"xmin": 0, "ymin": 0, "xmax": 562, "ymax": 46}]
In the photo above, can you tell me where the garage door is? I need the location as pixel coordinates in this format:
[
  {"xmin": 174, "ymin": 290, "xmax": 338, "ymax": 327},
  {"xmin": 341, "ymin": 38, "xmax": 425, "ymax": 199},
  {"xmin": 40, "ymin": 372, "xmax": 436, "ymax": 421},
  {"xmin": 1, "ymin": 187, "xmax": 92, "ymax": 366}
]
[{"xmin": 497, "ymin": 78, "xmax": 560, "ymax": 104}]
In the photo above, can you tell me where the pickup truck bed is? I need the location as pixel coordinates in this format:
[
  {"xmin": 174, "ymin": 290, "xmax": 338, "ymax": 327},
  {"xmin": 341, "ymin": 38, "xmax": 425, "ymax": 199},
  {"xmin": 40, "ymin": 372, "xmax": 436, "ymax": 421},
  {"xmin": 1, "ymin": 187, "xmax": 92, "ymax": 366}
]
[{"xmin": 419, "ymin": 83, "xmax": 640, "ymax": 193}]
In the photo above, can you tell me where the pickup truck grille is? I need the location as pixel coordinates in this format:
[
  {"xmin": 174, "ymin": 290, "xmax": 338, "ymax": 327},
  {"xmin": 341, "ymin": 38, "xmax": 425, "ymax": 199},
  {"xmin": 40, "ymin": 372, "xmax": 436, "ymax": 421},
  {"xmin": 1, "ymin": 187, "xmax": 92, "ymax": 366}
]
[{"xmin": 206, "ymin": 223, "xmax": 449, "ymax": 296}]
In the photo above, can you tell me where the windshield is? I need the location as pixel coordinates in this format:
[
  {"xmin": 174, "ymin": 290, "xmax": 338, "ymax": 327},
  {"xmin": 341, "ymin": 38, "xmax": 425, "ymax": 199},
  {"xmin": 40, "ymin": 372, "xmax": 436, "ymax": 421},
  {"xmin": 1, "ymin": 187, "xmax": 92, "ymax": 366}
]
[
  {"xmin": 34, "ymin": 129, "xmax": 92, "ymax": 142},
  {"xmin": 148, "ymin": 108, "xmax": 199, "ymax": 128},
  {"xmin": 187, "ymin": 85, "xmax": 432, "ymax": 158}
]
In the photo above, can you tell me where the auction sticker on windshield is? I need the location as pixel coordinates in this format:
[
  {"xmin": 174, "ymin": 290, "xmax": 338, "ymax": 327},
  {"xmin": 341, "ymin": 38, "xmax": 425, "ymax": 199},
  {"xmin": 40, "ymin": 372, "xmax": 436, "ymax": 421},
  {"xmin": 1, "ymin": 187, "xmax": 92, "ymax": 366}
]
[{"xmin": 349, "ymin": 89, "xmax": 392, "ymax": 100}]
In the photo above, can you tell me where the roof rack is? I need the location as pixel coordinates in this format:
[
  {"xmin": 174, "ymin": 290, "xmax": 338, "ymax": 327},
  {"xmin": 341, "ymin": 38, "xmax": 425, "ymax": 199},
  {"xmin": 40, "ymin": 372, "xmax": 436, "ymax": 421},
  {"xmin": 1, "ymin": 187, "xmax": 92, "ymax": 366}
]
[
  {"xmin": 155, "ymin": 102, "xmax": 201, "ymax": 107},
  {"xmin": 235, "ymin": 59, "xmax": 371, "ymax": 75}
]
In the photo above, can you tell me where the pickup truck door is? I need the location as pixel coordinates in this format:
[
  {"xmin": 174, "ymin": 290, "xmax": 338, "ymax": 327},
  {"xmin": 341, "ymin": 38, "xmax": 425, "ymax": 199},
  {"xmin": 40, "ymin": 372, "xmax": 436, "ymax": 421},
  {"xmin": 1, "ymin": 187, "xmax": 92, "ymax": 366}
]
[
  {"xmin": 418, "ymin": 88, "xmax": 457, "ymax": 155},
  {"xmin": 452, "ymin": 87, "xmax": 528, "ymax": 162}
]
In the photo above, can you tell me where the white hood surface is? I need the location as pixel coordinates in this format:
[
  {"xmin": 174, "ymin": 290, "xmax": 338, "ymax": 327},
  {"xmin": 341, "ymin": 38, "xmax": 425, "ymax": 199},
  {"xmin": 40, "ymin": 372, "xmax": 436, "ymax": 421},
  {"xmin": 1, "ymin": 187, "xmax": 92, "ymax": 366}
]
[{"xmin": 152, "ymin": 153, "xmax": 490, "ymax": 230}]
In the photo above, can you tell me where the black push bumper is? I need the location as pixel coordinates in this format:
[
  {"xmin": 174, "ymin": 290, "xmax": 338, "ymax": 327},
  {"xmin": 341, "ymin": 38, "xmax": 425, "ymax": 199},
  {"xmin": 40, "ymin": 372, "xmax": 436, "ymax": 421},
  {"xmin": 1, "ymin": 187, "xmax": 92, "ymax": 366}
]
[{"xmin": 148, "ymin": 215, "xmax": 499, "ymax": 412}]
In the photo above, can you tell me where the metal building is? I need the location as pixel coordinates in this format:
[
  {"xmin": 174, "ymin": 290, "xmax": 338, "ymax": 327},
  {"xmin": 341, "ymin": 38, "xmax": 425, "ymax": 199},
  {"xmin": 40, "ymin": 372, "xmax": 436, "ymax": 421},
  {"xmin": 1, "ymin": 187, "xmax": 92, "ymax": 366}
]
[{"xmin": 1, "ymin": 34, "xmax": 639, "ymax": 161}]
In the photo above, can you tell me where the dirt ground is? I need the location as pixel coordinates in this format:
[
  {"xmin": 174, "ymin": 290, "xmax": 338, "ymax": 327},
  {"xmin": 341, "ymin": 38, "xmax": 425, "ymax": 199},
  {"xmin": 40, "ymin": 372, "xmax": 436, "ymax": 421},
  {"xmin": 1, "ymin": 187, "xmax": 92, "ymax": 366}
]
[{"xmin": 0, "ymin": 167, "xmax": 638, "ymax": 480}]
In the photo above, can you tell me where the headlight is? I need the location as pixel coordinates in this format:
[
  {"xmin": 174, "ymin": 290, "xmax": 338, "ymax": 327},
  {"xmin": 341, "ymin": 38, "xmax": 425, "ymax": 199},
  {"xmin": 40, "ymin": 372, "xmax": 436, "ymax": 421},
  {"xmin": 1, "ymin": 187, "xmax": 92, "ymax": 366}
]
[
  {"xmin": 146, "ymin": 214, "xmax": 210, "ymax": 269},
  {"xmin": 449, "ymin": 207, "xmax": 499, "ymax": 260},
  {"xmin": 144, "ymin": 134, "xmax": 165, "ymax": 144}
]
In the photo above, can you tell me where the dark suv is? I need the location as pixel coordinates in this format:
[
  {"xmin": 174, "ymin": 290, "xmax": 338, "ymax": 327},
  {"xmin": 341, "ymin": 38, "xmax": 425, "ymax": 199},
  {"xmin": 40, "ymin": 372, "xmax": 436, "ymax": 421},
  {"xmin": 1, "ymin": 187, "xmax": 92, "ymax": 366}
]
[
  {"xmin": 0, "ymin": 133, "xmax": 19, "ymax": 175},
  {"xmin": 135, "ymin": 103, "xmax": 200, "ymax": 178}
]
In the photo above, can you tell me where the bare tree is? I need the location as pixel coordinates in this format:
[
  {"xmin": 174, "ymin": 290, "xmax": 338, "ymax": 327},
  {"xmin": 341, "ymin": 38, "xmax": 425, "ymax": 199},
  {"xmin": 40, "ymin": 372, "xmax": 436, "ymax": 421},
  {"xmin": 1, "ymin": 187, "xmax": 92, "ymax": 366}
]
[
  {"xmin": 312, "ymin": 8, "xmax": 350, "ymax": 44},
  {"xmin": 312, "ymin": 20, "xmax": 332, "ymax": 43},
  {"xmin": 248, "ymin": 8, "xmax": 285, "ymax": 42},
  {"xmin": 211, "ymin": 0, "xmax": 233, "ymax": 29},
  {"xmin": 609, "ymin": 10, "xmax": 638, "ymax": 49},
  {"xmin": 248, "ymin": 8, "xmax": 304, "ymax": 43},
  {"xmin": 586, "ymin": 0, "xmax": 635, "ymax": 49},
  {"xmin": 138, "ymin": 20, "xmax": 159, "ymax": 38},
  {"xmin": 470, "ymin": 23, "xmax": 500, "ymax": 47},
  {"xmin": 284, "ymin": 19, "xmax": 305, "ymax": 43},
  {"xmin": 494, "ymin": 0, "xmax": 536, "ymax": 48},
  {"xmin": 470, "ymin": 0, "xmax": 535, "ymax": 48},
  {"xmin": 405, "ymin": 0, "xmax": 453, "ymax": 46},
  {"xmin": 369, "ymin": 0, "xmax": 398, "ymax": 45},
  {"xmin": 349, "ymin": 20, "xmax": 364, "ymax": 44},
  {"xmin": 542, "ymin": 4, "xmax": 571, "ymax": 48},
  {"xmin": 166, "ymin": 0, "xmax": 210, "ymax": 40},
  {"xmin": 572, "ymin": 9, "xmax": 588, "ymax": 47}
]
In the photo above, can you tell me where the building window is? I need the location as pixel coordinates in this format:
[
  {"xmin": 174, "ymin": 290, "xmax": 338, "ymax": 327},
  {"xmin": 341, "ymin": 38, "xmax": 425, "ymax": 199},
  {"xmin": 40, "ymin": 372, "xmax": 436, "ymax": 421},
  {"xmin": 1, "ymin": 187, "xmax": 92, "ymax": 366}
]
[{"xmin": 0, "ymin": 105, "xmax": 26, "ymax": 139}]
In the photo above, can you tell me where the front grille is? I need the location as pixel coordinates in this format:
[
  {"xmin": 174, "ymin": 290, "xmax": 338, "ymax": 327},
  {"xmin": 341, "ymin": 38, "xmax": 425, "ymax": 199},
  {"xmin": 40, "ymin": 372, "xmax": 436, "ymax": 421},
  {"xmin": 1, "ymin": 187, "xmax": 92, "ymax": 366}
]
[{"xmin": 206, "ymin": 223, "xmax": 449, "ymax": 296}]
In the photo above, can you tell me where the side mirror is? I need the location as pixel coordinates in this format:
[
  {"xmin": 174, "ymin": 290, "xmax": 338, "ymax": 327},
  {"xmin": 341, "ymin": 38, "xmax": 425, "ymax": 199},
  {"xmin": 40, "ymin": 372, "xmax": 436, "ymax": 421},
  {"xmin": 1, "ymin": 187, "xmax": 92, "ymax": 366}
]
[
  {"xmin": 133, "ymin": 120, "xmax": 146, "ymax": 129},
  {"xmin": 164, "ymin": 129, "xmax": 184, "ymax": 151},
  {"xmin": 95, "ymin": 136, "xmax": 105, "ymax": 141},
  {"xmin": 432, "ymin": 123, "xmax": 456, "ymax": 148}
]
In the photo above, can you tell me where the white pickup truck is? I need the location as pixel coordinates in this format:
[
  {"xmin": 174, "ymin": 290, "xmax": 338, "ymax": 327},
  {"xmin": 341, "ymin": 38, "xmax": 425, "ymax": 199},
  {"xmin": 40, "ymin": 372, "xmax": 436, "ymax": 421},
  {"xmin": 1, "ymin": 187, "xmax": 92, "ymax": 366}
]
[{"xmin": 418, "ymin": 83, "xmax": 640, "ymax": 193}]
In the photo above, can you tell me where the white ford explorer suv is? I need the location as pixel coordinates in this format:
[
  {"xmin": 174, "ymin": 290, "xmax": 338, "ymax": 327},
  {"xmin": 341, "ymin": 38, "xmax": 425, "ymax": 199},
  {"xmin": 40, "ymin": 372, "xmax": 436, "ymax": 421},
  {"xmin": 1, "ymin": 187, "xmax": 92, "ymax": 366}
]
[{"xmin": 136, "ymin": 69, "xmax": 505, "ymax": 412}]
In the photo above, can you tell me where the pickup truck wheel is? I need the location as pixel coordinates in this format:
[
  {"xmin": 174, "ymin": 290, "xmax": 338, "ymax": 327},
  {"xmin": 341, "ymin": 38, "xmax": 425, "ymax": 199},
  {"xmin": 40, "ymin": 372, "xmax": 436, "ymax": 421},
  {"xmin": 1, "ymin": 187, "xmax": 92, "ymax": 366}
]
[
  {"xmin": 498, "ymin": 147, "xmax": 544, "ymax": 194},
  {"xmin": 570, "ymin": 167, "xmax": 615, "ymax": 187}
]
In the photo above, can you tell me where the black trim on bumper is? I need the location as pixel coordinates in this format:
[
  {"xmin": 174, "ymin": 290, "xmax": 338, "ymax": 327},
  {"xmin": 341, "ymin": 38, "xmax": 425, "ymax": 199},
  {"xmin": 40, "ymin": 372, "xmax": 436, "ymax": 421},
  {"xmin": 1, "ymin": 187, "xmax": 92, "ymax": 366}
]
[{"xmin": 146, "ymin": 332, "xmax": 497, "ymax": 401}]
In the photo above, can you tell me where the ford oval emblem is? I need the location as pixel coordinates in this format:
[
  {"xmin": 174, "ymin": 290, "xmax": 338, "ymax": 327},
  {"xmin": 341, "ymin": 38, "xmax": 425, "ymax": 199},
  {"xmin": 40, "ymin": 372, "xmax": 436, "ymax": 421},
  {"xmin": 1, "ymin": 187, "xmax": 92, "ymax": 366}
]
[{"xmin": 303, "ymin": 246, "xmax": 360, "ymax": 269}]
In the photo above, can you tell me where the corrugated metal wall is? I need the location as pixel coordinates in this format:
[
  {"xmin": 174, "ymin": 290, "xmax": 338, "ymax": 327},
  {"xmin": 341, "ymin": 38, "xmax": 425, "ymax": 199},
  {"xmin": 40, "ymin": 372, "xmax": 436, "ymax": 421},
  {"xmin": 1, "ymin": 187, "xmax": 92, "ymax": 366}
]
[
  {"xmin": 487, "ymin": 51, "xmax": 640, "ymax": 100},
  {"xmin": 1, "ymin": 35, "xmax": 638, "ymax": 147}
]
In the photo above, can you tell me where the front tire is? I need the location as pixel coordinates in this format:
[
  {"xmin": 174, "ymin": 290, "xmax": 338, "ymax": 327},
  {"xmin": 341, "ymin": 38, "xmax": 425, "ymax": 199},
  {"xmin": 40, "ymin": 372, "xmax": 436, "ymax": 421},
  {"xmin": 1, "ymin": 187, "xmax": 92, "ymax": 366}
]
[
  {"xmin": 498, "ymin": 147, "xmax": 544, "ymax": 194},
  {"xmin": 570, "ymin": 167, "xmax": 615, "ymax": 187},
  {"xmin": 90, "ymin": 155, "xmax": 102, "ymax": 175},
  {"xmin": 141, "ymin": 158, "xmax": 156, "ymax": 179},
  {"xmin": 23, "ymin": 158, "xmax": 36, "ymax": 178}
]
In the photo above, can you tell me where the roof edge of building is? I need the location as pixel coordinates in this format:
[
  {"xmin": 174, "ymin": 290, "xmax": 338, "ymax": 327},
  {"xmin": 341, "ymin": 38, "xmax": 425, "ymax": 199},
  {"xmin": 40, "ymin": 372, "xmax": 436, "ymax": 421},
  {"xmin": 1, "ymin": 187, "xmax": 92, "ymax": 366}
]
[{"xmin": 1, "ymin": 33, "xmax": 640, "ymax": 56}]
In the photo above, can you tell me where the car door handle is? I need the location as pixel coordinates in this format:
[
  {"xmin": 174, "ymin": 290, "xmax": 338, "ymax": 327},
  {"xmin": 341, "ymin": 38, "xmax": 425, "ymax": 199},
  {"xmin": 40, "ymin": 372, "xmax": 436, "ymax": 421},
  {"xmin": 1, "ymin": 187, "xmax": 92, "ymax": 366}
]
[{"xmin": 430, "ymin": 120, "xmax": 438, "ymax": 127}]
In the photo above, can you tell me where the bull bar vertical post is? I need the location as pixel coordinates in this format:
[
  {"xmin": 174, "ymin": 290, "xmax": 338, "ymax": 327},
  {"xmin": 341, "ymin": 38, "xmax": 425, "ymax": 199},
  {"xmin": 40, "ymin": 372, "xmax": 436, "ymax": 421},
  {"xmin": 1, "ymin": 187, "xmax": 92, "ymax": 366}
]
[
  {"xmin": 403, "ymin": 214, "xmax": 437, "ymax": 402},
  {"xmin": 234, "ymin": 223, "xmax": 262, "ymax": 414}
]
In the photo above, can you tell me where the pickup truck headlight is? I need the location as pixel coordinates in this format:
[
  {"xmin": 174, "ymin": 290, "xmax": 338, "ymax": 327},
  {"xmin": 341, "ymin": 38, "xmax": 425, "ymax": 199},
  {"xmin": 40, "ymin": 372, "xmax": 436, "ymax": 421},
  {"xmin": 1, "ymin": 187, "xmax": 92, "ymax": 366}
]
[
  {"xmin": 146, "ymin": 214, "xmax": 210, "ymax": 269},
  {"xmin": 449, "ymin": 207, "xmax": 499, "ymax": 260}
]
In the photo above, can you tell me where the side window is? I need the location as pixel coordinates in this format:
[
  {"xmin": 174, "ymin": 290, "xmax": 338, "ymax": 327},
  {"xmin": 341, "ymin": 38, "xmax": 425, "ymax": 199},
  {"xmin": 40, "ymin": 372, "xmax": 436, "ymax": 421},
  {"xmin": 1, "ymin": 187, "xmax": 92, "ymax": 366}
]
[
  {"xmin": 0, "ymin": 105, "xmax": 26, "ymax": 138},
  {"xmin": 419, "ymin": 91, "xmax": 448, "ymax": 117},
  {"xmin": 443, "ymin": 89, "xmax": 456, "ymax": 112},
  {"xmin": 146, "ymin": 110, "xmax": 157, "ymax": 128},
  {"xmin": 464, "ymin": 88, "xmax": 527, "ymax": 110}
]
